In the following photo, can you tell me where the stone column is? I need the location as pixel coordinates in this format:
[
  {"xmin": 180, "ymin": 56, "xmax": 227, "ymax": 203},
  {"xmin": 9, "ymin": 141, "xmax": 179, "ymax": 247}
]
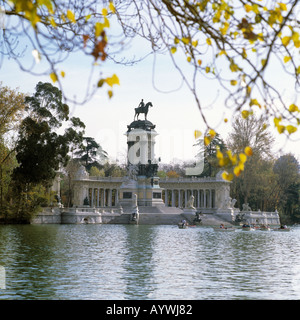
[
  {"xmin": 108, "ymin": 189, "xmax": 112, "ymax": 207},
  {"xmin": 178, "ymin": 190, "xmax": 181, "ymax": 208},
  {"xmin": 97, "ymin": 188, "xmax": 100, "ymax": 207},
  {"xmin": 115, "ymin": 189, "xmax": 119, "ymax": 206},
  {"xmin": 165, "ymin": 189, "xmax": 168, "ymax": 207},
  {"xmin": 103, "ymin": 189, "xmax": 106, "ymax": 207},
  {"xmin": 91, "ymin": 188, "xmax": 94, "ymax": 207},
  {"xmin": 171, "ymin": 190, "xmax": 175, "ymax": 207}
]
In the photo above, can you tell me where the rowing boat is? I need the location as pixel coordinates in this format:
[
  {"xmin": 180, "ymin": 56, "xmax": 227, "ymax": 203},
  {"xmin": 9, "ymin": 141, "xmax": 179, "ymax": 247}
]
[
  {"xmin": 273, "ymin": 227, "xmax": 290, "ymax": 232},
  {"xmin": 214, "ymin": 227, "xmax": 235, "ymax": 232}
]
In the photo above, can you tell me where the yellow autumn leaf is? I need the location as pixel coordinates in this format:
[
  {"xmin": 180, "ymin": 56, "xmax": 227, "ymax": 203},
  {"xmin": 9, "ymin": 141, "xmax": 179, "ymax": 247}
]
[
  {"xmin": 170, "ymin": 47, "xmax": 177, "ymax": 54},
  {"xmin": 244, "ymin": 4, "xmax": 252, "ymax": 12},
  {"xmin": 108, "ymin": 90, "xmax": 113, "ymax": 98},
  {"xmin": 67, "ymin": 10, "xmax": 76, "ymax": 23},
  {"xmin": 181, "ymin": 37, "xmax": 190, "ymax": 45},
  {"xmin": 286, "ymin": 125, "xmax": 297, "ymax": 134},
  {"xmin": 239, "ymin": 153, "xmax": 247, "ymax": 163},
  {"xmin": 282, "ymin": 36, "xmax": 291, "ymax": 47},
  {"xmin": 284, "ymin": 56, "xmax": 291, "ymax": 63},
  {"xmin": 216, "ymin": 148, "xmax": 223, "ymax": 159},
  {"xmin": 209, "ymin": 129, "xmax": 216, "ymax": 138},
  {"xmin": 60, "ymin": 71, "xmax": 65, "ymax": 78},
  {"xmin": 49, "ymin": 17, "xmax": 57, "ymax": 28},
  {"xmin": 60, "ymin": 14, "xmax": 66, "ymax": 23},
  {"xmin": 103, "ymin": 17, "xmax": 110, "ymax": 28},
  {"xmin": 244, "ymin": 146, "xmax": 253, "ymax": 156},
  {"xmin": 250, "ymin": 98, "xmax": 261, "ymax": 107},
  {"xmin": 50, "ymin": 72, "xmax": 58, "ymax": 83},
  {"xmin": 246, "ymin": 86, "xmax": 251, "ymax": 96},
  {"xmin": 194, "ymin": 130, "xmax": 202, "ymax": 139},
  {"xmin": 289, "ymin": 104, "xmax": 299, "ymax": 112},
  {"xmin": 187, "ymin": 56, "xmax": 192, "ymax": 63},
  {"xmin": 230, "ymin": 154, "xmax": 238, "ymax": 166},
  {"xmin": 230, "ymin": 80, "xmax": 237, "ymax": 86},
  {"xmin": 238, "ymin": 162, "xmax": 244, "ymax": 171},
  {"xmin": 109, "ymin": 2, "xmax": 116, "ymax": 13},
  {"xmin": 241, "ymin": 110, "xmax": 250, "ymax": 119},
  {"xmin": 204, "ymin": 136, "xmax": 211, "ymax": 146},
  {"xmin": 197, "ymin": 59, "xmax": 202, "ymax": 66},
  {"xmin": 105, "ymin": 74, "xmax": 120, "ymax": 87},
  {"xmin": 292, "ymin": 32, "xmax": 299, "ymax": 42},
  {"xmin": 206, "ymin": 38, "xmax": 212, "ymax": 46},
  {"xmin": 192, "ymin": 40, "xmax": 198, "ymax": 47},
  {"xmin": 274, "ymin": 117, "xmax": 282, "ymax": 126},
  {"xmin": 230, "ymin": 61, "xmax": 239, "ymax": 72},
  {"xmin": 102, "ymin": 8, "xmax": 108, "ymax": 16},
  {"xmin": 277, "ymin": 125, "xmax": 285, "ymax": 134},
  {"xmin": 220, "ymin": 22, "xmax": 229, "ymax": 35},
  {"xmin": 95, "ymin": 22, "xmax": 104, "ymax": 37},
  {"xmin": 278, "ymin": 3, "xmax": 287, "ymax": 11},
  {"xmin": 222, "ymin": 171, "xmax": 234, "ymax": 181},
  {"xmin": 234, "ymin": 166, "xmax": 242, "ymax": 177}
]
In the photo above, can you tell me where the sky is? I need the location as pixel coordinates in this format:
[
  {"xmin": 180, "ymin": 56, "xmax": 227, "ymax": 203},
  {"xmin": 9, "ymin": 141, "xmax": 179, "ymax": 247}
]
[{"xmin": 1, "ymin": 10, "xmax": 300, "ymax": 164}]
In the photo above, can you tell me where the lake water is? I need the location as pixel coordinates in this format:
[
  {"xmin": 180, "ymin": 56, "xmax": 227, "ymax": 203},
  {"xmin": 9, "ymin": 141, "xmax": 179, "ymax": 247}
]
[{"xmin": 0, "ymin": 224, "xmax": 300, "ymax": 300}]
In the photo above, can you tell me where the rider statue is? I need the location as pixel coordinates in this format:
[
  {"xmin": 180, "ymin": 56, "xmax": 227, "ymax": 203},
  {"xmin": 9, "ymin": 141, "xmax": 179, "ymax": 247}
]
[{"xmin": 138, "ymin": 99, "xmax": 145, "ymax": 109}]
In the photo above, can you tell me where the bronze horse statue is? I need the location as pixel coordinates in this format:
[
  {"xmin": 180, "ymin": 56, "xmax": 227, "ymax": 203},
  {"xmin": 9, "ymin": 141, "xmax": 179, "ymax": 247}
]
[{"xmin": 134, "ymin": 101, "xmax": 153, "ymax": 121}]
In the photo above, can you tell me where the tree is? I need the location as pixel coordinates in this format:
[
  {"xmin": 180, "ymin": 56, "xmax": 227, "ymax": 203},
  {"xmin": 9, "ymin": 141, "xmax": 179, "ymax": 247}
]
[
  {"xmin": 227, "ymin": 114, "xmax": 275, "ymax": 208},
  {"xmin": 74, "ymin": 137, "xmax": 108, "ymax": 172},
  {"xmin": 2, "ymin": 1, "xmax": 299, "ymax": 124},
  {"xmin": 1, "ymin": 0, "xmax": 121, "ymax": 101},
  {"xmin": 2, "ymin": 1, "xmax": 300, "ymax": 180},
  {"xmin": 0, "ymin": 84, "xmax": 26, "ymax": 214},
  {"xmin": 0, "ymin": 83, "xmax": 25, "ymax": 137},
  {"xmin": 194, "ymin": 133, "xmax": 227, "ymax": 177},
  {"xmin": 113, "ymin": 1, "xmax": 300, "ymax": 138},
  {"xmin": 89, "ymin": 166, "xmax": 105, "ymax": 177},
  {"xmin": 11, "ymin": 82, "xmax": 85, "ymax": 220},
  {"xmin": 273, "ymin": 154, "xmax": 300, "ymax": 222}
]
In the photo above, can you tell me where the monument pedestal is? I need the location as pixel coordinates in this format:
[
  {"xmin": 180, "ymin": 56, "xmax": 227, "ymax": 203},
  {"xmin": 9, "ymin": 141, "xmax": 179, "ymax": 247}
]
[
  {"xmin": 215, "ymin": 208, "xmax": 235, "ymax": 223},
  {"xmin": 119, "ymin": 112, "xmax": 165, "ymax": 210},
  {"xmin": 119, "ymin": 176, "xmax": 164, "ymax": 208}
]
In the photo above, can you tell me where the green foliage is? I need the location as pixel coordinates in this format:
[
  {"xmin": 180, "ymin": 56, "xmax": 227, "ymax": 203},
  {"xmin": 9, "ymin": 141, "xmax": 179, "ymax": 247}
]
[
  {"xmin": 74, "ymin": 137, "xmax": 108, "ymax": 172},
  {"xmin": 0, "ymin": 83, "xmax": 25, "ymax": 136},
  {"xmin": 195, "ymin": 133, "xmax": 227, "ymax": 177},
  {"xmin": 273, "ymin": 154, "xmax": 300, "ymax": 223},
  {"xmin": 12, "ymin": 82, "xmax": 85, "ymax": 185},
  {"xmin": 9, "ymin": 82, "xmax": 85, "ymax": 221}
]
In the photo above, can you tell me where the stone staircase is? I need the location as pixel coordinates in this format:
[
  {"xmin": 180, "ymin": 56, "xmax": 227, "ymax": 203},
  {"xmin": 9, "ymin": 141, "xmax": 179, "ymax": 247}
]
[{"xmin": 102, "ymin": 207, "xmax": 233, "ymax": 226}]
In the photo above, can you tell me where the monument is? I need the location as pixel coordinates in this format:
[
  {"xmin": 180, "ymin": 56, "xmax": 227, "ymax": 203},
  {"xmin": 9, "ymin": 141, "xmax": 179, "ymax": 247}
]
[
  {"xmin": 32, "ymin": 99, "xmax": 280, "ymax": 227},
  {"xmin": 119, "ymin": 99, "xmax": 164, "ymax": 208}
]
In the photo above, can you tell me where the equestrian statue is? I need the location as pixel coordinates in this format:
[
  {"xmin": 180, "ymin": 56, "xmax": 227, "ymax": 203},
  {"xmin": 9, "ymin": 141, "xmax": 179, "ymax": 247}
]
[{"xmin": 134, "ymin": 99, "xmax": 153, "ymax": 121}]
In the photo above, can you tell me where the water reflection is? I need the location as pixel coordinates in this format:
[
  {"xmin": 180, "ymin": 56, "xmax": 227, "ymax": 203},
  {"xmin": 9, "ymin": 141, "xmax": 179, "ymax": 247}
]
[
  {"xmin": 122, "ymin": 225, "xmax": 157, "ymax": 299},
  {"xmin": 1, "ymin": 224, "xmax": 300, "ymax": 299}
]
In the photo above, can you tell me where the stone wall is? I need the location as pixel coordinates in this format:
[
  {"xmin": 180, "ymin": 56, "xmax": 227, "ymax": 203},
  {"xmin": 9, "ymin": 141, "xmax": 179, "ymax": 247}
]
[{"xmin": 31, "ymin": 208, "xmax": 62, "ymax": 224}]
